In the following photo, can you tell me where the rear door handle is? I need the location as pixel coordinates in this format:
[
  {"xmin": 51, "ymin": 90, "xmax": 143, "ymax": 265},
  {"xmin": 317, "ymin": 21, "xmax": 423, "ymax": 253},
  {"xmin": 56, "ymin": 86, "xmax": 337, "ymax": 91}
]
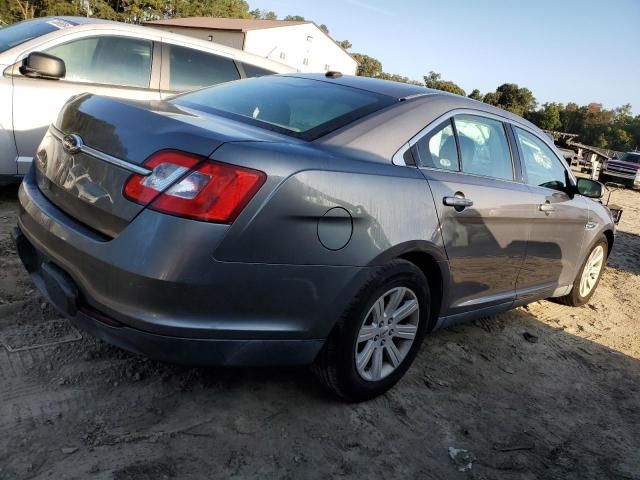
[
  {"xmin": 443, "ymin": 195, "xmax": 473, "ymax": 211},
  {"xmin": 539, "ymin": 203, "xmax": 555, "ymax": 213}
]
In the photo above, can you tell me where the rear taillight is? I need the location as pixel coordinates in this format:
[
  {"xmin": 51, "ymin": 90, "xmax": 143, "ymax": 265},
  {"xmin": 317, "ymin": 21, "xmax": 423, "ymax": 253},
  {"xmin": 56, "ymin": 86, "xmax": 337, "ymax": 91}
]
[{"xmin": 123, "ymin": 150, "xmax": 266, "ymax": 224}]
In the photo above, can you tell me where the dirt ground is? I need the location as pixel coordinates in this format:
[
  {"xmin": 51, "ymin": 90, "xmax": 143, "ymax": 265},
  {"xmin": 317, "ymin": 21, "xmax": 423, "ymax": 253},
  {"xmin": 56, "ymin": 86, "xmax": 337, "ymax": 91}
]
[{"xmin": 0, "ymin": 183, "xmax": 639, "ymax": 480}]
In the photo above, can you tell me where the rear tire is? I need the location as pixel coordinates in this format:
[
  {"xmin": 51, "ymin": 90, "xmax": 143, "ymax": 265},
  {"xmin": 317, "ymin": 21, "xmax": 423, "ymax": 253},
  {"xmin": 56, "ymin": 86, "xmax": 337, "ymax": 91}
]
[
  {"xmin": 313, "ymin": 260, "xmax": 430, "ymax": 402},
  {"xmin": 556, "ymin": 235, "xmax": 608, "ymax": 307}
]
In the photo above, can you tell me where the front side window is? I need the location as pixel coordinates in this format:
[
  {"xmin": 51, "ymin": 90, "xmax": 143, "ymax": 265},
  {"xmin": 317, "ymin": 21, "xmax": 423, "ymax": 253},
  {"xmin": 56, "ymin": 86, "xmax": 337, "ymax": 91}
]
[
  {"xmin": 454, "ymin": 115, "xmax": 513, "ymax": 181},
  {"xmin": 45, "ymin": 36, "xmax": 152, "ymax": 88},
  {"xmin": 168, "ymin": 45, "xmax": 240, "ymax": 91},
  {"xmin": 413, "ymin": 120, "xmax": 459, "ymax": 171},
  {"xmin": 515, "ymin": 127, "xmax": 568, "ymax": 191}
]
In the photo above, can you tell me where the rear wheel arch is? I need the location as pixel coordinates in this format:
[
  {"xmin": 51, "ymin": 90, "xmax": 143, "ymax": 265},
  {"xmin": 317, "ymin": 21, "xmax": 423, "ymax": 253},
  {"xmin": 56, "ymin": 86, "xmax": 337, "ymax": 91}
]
[
  {"xmin": 397, "ymin": 251, "xmax": 445, "ymax": 330},
  {"xmin": 603, "ymin": 229, "xmax": 614, "ymax": 258}
]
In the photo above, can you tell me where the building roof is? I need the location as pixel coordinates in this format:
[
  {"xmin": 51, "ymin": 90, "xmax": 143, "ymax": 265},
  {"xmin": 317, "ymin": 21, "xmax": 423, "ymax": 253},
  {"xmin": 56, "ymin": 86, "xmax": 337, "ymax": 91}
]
[{"xmin": 144, "ymin": 17, "xmax": 309, "ymax": 32}]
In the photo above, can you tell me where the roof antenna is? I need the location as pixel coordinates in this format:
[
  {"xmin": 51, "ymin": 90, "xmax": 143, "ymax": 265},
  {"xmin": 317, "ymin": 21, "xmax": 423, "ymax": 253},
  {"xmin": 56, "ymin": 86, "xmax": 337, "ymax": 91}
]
[{"xmin": 325, "ymin": 71, "xmax": 342, "ymax": 78}]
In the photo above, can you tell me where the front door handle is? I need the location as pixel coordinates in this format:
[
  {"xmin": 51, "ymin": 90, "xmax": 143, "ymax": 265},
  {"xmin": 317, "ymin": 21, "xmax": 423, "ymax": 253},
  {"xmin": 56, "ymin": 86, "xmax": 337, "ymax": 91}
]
[
  {"xmin": 443, "ymin": 194, "xmax": 473, "ymax": 211},
  {"xmin": 539, "ymin": 202, "xmax": 555, "ymax": 213}
]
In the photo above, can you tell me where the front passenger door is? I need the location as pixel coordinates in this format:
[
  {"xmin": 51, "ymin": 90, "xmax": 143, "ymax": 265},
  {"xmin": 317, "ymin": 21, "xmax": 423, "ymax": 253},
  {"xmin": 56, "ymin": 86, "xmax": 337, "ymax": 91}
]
[
  {"xmin": 513, "ymin": 127, "xmax": 588, "ymax": 295},
  {"xmin": 11, "ymin": 35, "xmax": 160, "ymax": 172},
  {"xmin": 414, "ymin": 114, "xmax": 532, "ymax": 320}
]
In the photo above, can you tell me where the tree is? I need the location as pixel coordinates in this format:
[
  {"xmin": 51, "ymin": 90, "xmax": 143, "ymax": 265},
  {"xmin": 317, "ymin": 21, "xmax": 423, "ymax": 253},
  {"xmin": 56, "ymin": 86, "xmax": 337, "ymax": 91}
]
[
  {"xmin": 284, "ymin": 14, "xmax": 305, "ymax": 21},
  {"xmin": 352, "ymin": 53, "xmax": 382, "ymax": 78},
  {"xmin": 337, "ymin": 39, "xmax": 351, "ymax": 50},
  {"xmin": 527, "ymin": 102, "xmax": 563, "ymax": 131},
  {"xmin": 250, "ymin": 8, "xmax": 276, "ymax": 19},
  {"xmin": 378, "ymin": 72, "xmax": 423, "ymax": 86},
  {"xmin": 318, "ymin": 23, "xmax": 329, "ymax": 34},
  {"xmin": 468, "ymin": 89, "xmax": 483, "ymax": 101},
  {"xmin": 424, "ymin": 71, "xmax": 465, "ymax": 96},
  {"xmin": 482, "ymin": 83, "xmax": 536, "ymax": 116}
]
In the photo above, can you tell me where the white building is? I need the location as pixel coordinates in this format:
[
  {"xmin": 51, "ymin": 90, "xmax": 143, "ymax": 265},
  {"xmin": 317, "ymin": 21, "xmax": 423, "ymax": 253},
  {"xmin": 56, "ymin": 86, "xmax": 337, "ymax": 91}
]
[{"xmin": 144, "ymin": 17, "xmax": 357, "ymax": 75}]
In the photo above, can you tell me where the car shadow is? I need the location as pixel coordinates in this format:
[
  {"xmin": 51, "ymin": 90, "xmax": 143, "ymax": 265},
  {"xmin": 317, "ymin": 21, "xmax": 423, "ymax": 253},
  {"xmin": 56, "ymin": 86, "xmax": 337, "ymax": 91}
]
[{"xmin": 607, "ymin": 230, "xmax": 640, "ymax": 276}]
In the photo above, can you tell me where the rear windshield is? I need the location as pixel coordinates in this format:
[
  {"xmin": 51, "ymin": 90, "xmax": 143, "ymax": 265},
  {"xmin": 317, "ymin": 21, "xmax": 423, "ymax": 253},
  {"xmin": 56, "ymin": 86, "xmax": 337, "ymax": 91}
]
[
  {"xmin": 0, "ymin": 18, "xmax": 74, "ymax": 54},
  {"xmin": 620, "ymin": 152, "xmax": 640, "ymax": 164},
  {"xmin": 172, "ymin": 76, "xmax": 395, "ymax": 140}
]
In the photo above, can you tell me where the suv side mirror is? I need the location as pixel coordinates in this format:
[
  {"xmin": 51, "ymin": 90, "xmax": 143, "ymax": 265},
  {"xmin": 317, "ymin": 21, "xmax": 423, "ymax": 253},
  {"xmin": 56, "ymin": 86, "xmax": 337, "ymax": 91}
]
[
  {"xmin": 576, "ymin": 178, "xmax": 603, "ymax": 198},
  {"xmin": 19, "ymin": 52, "xmax": 66, "ymax": 80}
]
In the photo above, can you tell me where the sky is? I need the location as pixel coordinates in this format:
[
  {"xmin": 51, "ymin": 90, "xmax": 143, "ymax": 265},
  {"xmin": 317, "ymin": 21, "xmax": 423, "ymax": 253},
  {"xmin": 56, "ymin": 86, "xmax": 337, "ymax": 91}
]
[{"xmin": 251, "ymin": 0, "xmax": 640, "ymax": 113}]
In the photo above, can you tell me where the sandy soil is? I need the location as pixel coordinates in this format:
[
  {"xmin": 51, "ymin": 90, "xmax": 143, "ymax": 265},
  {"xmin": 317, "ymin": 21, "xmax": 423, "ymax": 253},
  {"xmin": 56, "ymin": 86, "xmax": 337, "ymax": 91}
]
[{"xmin": 0, "ymin": 183, "xmax": 638, "ymax": 480}]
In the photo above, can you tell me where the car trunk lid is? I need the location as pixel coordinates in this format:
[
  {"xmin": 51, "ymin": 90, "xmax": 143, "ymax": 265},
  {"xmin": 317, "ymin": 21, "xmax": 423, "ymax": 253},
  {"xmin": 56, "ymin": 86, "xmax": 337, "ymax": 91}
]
[{"xmin": 35, "ymin": 94, "xmax": 284, "ymax": 237}]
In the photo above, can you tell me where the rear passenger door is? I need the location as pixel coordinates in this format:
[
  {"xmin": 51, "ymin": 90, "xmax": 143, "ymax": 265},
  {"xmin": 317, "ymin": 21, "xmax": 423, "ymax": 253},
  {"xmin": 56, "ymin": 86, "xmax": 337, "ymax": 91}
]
[
  {"xmin": 160, "ymin": 43, "xmax": 241, "ymax": 98},
  {"xmin": 411, "ymin": 113, "xmax": 532, "ymax": 320}
]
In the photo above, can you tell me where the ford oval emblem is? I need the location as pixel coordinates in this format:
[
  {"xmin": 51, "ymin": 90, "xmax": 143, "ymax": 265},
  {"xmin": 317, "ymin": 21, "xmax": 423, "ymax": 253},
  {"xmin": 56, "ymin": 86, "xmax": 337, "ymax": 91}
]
[{"xmin": 62, "ymin": 134, "xmax": 83, "ymax": 154}]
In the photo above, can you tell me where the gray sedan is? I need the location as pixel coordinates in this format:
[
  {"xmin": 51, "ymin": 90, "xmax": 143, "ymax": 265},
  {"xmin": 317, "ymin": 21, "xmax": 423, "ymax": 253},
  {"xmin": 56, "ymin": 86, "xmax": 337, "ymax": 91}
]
[{"xmin": 14, "ymin": 73, "xmax": 615, "ymax": 400}]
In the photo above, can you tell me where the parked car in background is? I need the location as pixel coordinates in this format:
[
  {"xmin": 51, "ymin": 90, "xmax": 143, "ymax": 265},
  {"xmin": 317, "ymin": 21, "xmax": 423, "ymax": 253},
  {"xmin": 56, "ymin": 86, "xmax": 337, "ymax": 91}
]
[
  {"xmin": 600, "ymin": 151, "xmax": 640, "ymax": 189},
  {"xmin": 14, "ymin": 74, "xmax": 615, "ymax": 401},
  {"xmin": 0, "ymin": 16, "xmax": 293, "ymax": 185}
]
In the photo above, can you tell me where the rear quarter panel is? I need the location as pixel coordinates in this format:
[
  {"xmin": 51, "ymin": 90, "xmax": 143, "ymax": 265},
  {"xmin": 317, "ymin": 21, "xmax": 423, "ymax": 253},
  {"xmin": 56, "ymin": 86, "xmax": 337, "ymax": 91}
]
[{"xmin": 211, "ymin": 141, "xmax": 445, "ymax": 267}]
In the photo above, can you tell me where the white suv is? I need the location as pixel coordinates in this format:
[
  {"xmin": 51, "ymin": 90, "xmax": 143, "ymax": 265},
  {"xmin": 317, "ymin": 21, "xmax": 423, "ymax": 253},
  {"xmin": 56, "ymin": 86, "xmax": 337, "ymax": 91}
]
[{"xmin": 0, "ymin": 17, "xmax": 293, "ymax": 185}]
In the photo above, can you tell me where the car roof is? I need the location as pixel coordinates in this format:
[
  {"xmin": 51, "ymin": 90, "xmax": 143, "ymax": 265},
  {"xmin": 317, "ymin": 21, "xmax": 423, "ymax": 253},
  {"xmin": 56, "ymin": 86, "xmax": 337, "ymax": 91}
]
[
  {"xmin": 2, "ymin": 17, "xmax": 294, "ymax": 73},
  {"xmin": 285, "ymin": 73, "xmax": 438, "ymax": 100}
]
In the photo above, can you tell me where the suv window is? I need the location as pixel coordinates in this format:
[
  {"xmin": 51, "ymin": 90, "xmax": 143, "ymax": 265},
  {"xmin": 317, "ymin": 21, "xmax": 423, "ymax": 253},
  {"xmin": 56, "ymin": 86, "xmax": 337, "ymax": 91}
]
[
  {"xmin": 168, "ymin": 45, "xmax": 240, "ymax": 91},
  {"xmin": 413, "ymin": 120, "xmax": 459, "ymax": 171},
  {"xmin": 45, "ymin": 36, "xmax": 152, "ymax": 88},
  {"xmin": 454, "ymin": 115, "xmax": 513, "ymax": 181},
  {"xmin": 515, "ymin": 127, "xmax": 568, "ymax": 191}
]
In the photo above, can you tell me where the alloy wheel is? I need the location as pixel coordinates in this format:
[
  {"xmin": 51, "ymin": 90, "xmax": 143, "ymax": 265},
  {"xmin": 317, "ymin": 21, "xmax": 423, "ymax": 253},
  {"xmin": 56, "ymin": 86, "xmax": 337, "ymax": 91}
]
[
  {"xmin": 579, "ymin": 245, "xmax": 605, "ymax": 297},
  {"xmin": 355, "ymin": 287, "xmax": 420, "ymax": 381}
]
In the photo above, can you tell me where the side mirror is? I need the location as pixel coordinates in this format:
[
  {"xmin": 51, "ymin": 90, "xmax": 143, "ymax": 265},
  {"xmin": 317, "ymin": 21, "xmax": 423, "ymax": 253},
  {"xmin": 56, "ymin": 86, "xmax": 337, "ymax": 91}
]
[
  {"xmin": 576, "ymin": 178, "xmax": 603, "ymax": 199},
  {"xmin": 19, "ymin": 52, "xmax": 66, "ymax": 80}
]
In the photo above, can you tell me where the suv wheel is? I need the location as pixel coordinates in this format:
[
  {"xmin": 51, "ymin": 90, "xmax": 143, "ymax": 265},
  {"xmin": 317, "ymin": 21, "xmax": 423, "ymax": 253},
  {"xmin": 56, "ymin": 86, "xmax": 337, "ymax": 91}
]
[
  {"xmin": 313, "ymin": 260, "xmax": 430, "ymax": 401},
  {"xmin": 557, "ymin": 236, "xmax": 608, "ymax": 307}
]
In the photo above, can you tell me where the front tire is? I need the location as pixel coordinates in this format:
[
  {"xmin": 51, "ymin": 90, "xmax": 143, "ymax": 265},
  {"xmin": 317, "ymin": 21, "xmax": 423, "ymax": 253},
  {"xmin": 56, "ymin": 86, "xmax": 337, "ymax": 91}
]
[
  {"xmin": 313, "ymin": 260, "xmax": 430, "ymax": 402},
  {"xmin": 557, "ymin": 236, "xmax": 608, "ymax": 307}
]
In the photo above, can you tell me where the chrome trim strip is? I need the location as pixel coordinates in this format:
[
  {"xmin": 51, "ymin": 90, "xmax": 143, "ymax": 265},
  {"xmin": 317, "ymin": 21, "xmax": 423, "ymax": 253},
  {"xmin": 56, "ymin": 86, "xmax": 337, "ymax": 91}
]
[{"xmin": 49, "ymin": 125, "xmax": 152, "ymax": 176}]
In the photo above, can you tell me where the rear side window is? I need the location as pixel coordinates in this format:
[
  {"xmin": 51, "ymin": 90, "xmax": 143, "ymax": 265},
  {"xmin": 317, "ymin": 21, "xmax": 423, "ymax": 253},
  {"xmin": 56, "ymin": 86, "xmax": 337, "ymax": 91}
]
[
  {"xmin": 241, "ymin": 62, "xmax": 276, "ymax": 78},
  {"xmin": 173, "ymin": 76, "xmax": 395, "ymax": 140},
  {"xmin": 168, "ymin": 45, "xmax": 240, "ymax": 91},
  {"xmin": 414, "ymin": 120, "xmax": 459, "ymax": 171},
  {"xmin": 515, "ymin": 128, "xmax": 568, "ymax": 191},
  {"xmin": 454, "ymin": 115, "xmax": 513, "ymax": 181},
  {"xmin": 45, "ymin": 36, "xmax": 152, "ymax": 88}
]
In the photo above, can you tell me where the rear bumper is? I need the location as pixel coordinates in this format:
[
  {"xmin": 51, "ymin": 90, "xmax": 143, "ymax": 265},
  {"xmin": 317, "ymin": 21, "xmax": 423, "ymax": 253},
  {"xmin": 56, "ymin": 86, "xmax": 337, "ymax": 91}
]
[
  {"xmin": 16, "ymin": 169, "xmax": 368, "ymax": 365},
  {"xmin": 13, "ymin": 225, "xmax": 324, "ymax": 366}
]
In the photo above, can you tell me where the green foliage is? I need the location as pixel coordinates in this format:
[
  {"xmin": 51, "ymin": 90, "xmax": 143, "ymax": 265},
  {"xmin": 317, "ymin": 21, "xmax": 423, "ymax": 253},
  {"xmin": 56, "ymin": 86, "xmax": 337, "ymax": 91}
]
[
  {"xmin": 378, "ymin": 72, "xmax": 423, "ymax": 86},
  {"xmin": 424, "ymin": 71, "xmax": 465, "ymax": 96},
  {"xmin": 352, "ymin": 53, "xmax": 382, "ymax": 78},
  {"xmin": 526, "ymin": 102, "xmax": 563, "ymax": 131},
  {"xmin": 337, "ymin": 39, "xmax": 351, "ymax": 50},
  {"xmin": 318, "ymin": 23, "xmax": 328, "ymax": 34},
  {"xmin": 250, "ymin": 8, "xmax": 277, "ymax": 19},
  {"xmin": 468, "ymin": 89, "xmax": 483, "ymax": 101},
  {"xmin": 482, "ymin": 83, "xmax": 537, "ymax": 116},
  {"xmin": 283, "ymin": 14, "xmax": 304, "ymax": 21}
]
